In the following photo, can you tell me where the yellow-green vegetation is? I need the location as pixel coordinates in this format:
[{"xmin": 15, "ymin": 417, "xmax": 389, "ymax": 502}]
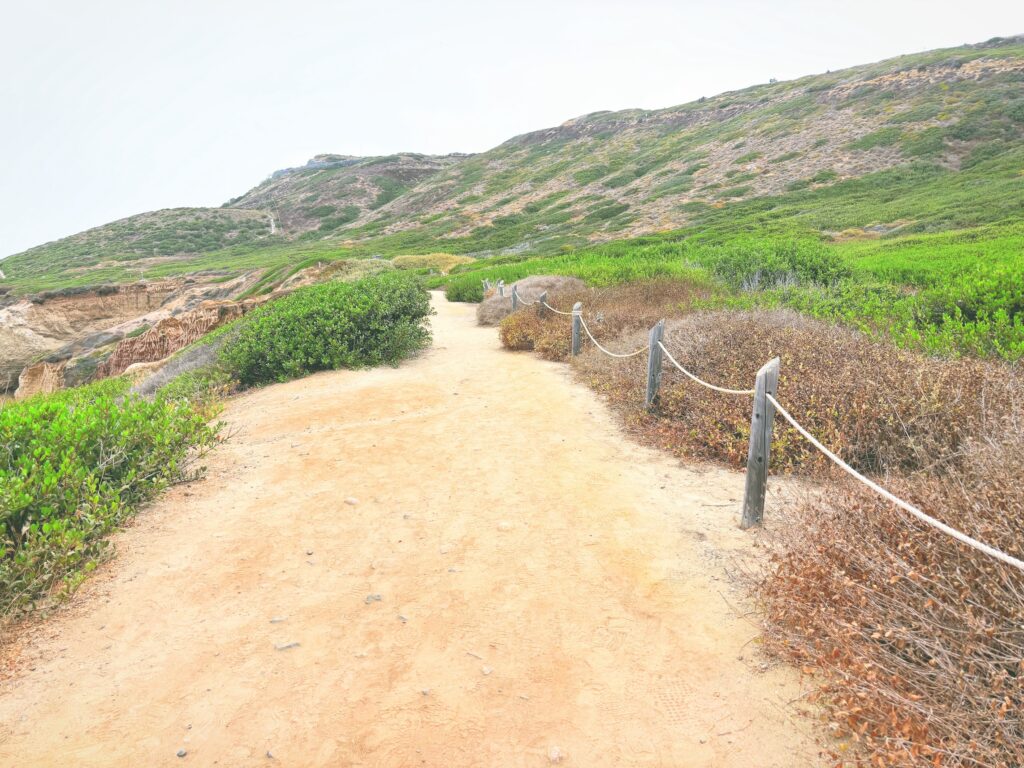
[
  {"xmin": 0, "ymin": 378, "xmax": 219, "ymax": 615},
  {"xmin": 441, "ymin": 218, "xmax": 1024, "ymax": 360},
  {"xmin": 391, "ymin": 253, "xmax": 474, "ymax": 273}
]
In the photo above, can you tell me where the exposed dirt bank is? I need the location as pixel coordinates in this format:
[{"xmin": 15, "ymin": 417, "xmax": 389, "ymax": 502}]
[
  {"xmin": 0, "ymin": 274, "xmax": 258, "ymax": 393},
  {"xmin": 0, "ymin": 293, "xmax": 820, "ymax": 766}
]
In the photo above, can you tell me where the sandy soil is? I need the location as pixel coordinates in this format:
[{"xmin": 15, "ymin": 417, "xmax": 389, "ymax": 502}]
[{"xmin": 0, "ymin": 293, "xmax": 820, "ymax": 767}]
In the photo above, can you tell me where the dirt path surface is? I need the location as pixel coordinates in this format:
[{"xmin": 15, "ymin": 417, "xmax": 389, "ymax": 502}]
[{"xmin": 0, "ymin": 293, "xmax": 819, "ymax": 767}]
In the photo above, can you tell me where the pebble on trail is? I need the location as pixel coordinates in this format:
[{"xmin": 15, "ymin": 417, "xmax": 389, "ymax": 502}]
[
  {"xmin": 344, "ymin": 497, "xmax": 359, "ymax": 506},
  {"xmin": 364, "ymin": 594, "xmax": 382, "ymax": 604}
]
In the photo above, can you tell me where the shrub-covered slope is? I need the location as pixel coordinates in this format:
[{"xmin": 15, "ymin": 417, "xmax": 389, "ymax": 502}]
[
  {"xmin": 2, "ymin": 36, "xmax": 1022, "ymax": 294},
  {"xmin": 0, "ymin": 208, "xmax": 273, "ymax": 293},
  {"xmin": 226, "ymin": 152, "xmax": 467, "ymax": 236},
  {"xmin": 343, "ymin": 36, "xmax": 1024, "ymax": 254}
]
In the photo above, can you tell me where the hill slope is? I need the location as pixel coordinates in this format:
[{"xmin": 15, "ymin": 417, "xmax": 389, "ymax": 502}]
[
  {"xmin": 226, "ymin": 152, "xmax": 467, "ymax": 236},
  {"xmin": 2, "ymin": 36, "xmax": 1022, "ymax": 295}
]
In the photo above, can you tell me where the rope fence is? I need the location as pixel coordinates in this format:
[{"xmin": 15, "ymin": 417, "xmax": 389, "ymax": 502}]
[
  {"xmin": 486, "ymin": 281, "xmax": 1024, "ymax": 574},
  {"xmin": 579, "ymin": 316, "xmax": 647, "ymax": 358}
]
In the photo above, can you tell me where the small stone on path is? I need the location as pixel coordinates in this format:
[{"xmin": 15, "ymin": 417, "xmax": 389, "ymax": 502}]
[
  {"xmin": 344, "ymin": 497, "xmax": 359, "ymax": 506},
  {"xmin": 274, "ymin": 642, "xmax": 300, "ymax": 651},
  {"xmin": 364, "ymin": 594, "xmax": 382, "ymax": 604},
  {"xmin": 177, "ymin": 749, "xmax": 187, "ymax": 758}
]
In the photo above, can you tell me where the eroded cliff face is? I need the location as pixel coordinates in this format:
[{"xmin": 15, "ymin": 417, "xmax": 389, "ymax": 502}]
[
  {"xmin": 96, "ymin": 298, "xmax": 261, "ymax": 380},
  {"xmin": 1, "ymin": 273, "xmax": 258, "ymax": 392}
]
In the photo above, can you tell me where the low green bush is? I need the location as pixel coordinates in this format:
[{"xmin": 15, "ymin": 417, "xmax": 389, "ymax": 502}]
[
  {"xmin": 0, "ymin": 379, "xmax": 218, "ymax": 614},
  {"xmin": 445, "ymin": 279, "xmax": 485, "ymax": 302},
  {"xmin": 220, "ymin": 272, "xmax": 432, "ymax": 386}
]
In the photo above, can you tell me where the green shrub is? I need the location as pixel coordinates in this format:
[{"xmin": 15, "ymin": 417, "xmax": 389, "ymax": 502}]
[
  {"xmin": 221, "ymin": 272, "xmax": 432, "ymax": 386},
  {"xmin": 0, "ymin": 379, "xmax": 218, "ymax": 614},
  {"xmin": 445, "ymin": 279, "xmax": 485, "ymax": 303}
]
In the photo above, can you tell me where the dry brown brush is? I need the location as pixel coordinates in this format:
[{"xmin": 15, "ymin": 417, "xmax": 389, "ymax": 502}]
[
  {"xmin": 476, "ymin": 275, "xmax": 586, "ymax": 326},
  {"xmin": 574, "ymin": 309, "xmax": 1019, "ymax": 476},
  {"xmin": 760, "ymin": 431, "xmax": 1024, "ymax": 766},
  {"xmin": 499, "ymin": 287, "xmax": 1024, "ymax": 766}
]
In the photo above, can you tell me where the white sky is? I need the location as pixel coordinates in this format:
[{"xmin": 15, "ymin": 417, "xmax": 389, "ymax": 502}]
[{"xmin": 0, "ymin": 0, "xmax": 1019, "ymax": 258}]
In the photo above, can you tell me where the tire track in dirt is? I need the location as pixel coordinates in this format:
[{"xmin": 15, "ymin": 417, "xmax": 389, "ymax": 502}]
[{"xmin": 0, "ymin": 292, "xmax": 821, "ymax": 766}]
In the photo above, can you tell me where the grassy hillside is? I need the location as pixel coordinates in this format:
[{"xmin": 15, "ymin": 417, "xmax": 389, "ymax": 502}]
[
  {"xmin": 346, "ymin": 36, "xmax": 1024, "ymax": 253},
  {"xmin": 0, "ymin": 208, "xmax": 273, "ymax": 293},
  {"xmin": 226, "ymin": 152, "xmax": 466, "ymax": 236},
  {"xmin": 1, "ymin": 36, "xmax": 1021, "ymax": 296}
]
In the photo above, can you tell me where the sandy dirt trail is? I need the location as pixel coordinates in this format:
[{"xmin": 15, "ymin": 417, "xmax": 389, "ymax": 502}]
[{"xmin": 0, "ymin": 293, "xmax": 819, "ymax": 767}]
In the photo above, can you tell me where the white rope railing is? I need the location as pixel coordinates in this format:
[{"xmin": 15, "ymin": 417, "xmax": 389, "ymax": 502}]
[
  {"xmin": 541, "ymin": 300, "xmax": 575, "ymax": 316},
  {"xmin": 658, "ymin": 342, "xmax": 755, "ymax": 396},
  {"xmin": 579, "ymin": 316, "xmax": 648, "ymax": 358},
  {"xmin": 765, "ymin": 393, "xmax": 1024, "ymax": 572}
]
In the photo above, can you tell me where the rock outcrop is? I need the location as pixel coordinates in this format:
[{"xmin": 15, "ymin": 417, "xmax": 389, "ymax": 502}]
[
  {"xmin": 96, "ymin": 299, "xmax": 258, "ymax": 380},
  {"xmin": 2, "ymin": 273, "xmax": 261, "ymax": 394},
  {"xmin": 14, "ymin": 360, "xmax": 67, "ymax": 400}
]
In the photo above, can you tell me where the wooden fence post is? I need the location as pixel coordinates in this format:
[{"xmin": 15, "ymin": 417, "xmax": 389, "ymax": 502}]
[
  {"xmin": 511, "ymin": 285, "xmax": 519, "ymax": 310},
  {"xmin": 536, "ymin": 291, "xmax": 547, "ymax": 317},
  {"xmin": 571, "ymin": 302, "xmax": 583, "ymax": 356},
  {"xmin": 482, "ymin": 279, "xmax": 489, "ymax": 292},
  {"xmin": 645, "ymin": 319, "xmax": 665, "ymax": 409},
  {"xmin": 740, "ymin": 357, "xmax": 781, "ymax": 529},
  {"xmin": 497, "ymin": 280, "xmax": 505, "ymax": 297}
]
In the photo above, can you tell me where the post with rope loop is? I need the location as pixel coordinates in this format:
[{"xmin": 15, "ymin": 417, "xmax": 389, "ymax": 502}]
[
  {"xmin": 498, "ymin": 280, "xmax": 505, "ymax": 297},
  {"xmin": 511, "ymin": 285, "xmax": 519, "ymax": 310},
  {"xmin": 740, "ymin": 357, "xmax": 780, "ymax": 529},
  {"xmin": 536, "ymin": 291, "xmax": 547, "ymax": 318},
  {"xmin": 571, "ymin": 302, "xmax": 583, "ymax": 356},
  {"xmin": 645, "ymin": 320, "xmax": 665, "ymax": 409}
]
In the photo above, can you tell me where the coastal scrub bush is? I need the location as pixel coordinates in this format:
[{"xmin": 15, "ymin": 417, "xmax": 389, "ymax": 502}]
[
  {"xmin": 0, "ymin": 378, "xmax": 218, "ymax": 615},
  {"xmin": 220, "ymin": 272, "xmax": 431, "ymax": 386},
  {"xmin": 760, "ymin": 435, "xmax": 1024, "ymax": 766},
  {"xmin": 573, "ymin": 308, "xmax": 1019, "ymax": 473}
]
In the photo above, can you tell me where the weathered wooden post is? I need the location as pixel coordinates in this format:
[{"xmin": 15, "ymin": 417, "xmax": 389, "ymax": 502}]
[
  {"xmin": 645, "ymin": 319, "xmax": 666, "ymax": 409},
  {"xmin": 536, "ymin": 291, "xmax": 547, "ymax": 318},
  {"xmin": 571, "ymin": 302, "xmax": 583, "ymax": 356},
  {"xmin": 497, "ymin": 280, "xmax": 505, "ymax": 297},
  {"xmin": 740, "ymin": 357, "xmax": 781, "ymax": 529},
  {"xmin": 482, "ymin": 279, "xmax": 489, "ymax": 293},
  {"xmin": 511, "ymin": 285, "xmax": 519, "ymax": 310}
]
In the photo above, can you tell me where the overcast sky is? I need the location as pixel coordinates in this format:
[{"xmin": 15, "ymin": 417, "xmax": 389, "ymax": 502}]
[{"xmin": 0, "ymin": 0, "xmax": 1018, "ymax": 258}]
